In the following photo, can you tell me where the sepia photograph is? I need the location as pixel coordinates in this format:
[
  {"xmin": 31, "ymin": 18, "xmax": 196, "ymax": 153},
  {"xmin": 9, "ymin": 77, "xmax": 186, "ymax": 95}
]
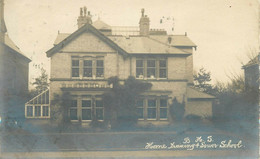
[{"xmin": 0, "ymin": 0, "xmax": 259, "ymax": 158}]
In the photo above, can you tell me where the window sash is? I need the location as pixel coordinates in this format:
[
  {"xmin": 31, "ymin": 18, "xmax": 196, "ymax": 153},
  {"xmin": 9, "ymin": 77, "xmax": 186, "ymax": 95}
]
[
  {"xmin": 72, "ymin": 59, "xmax": 80, "ymax": 77},
  {"xmin": 96, "ymin": 60, "xmax": 104, "ymax": 78},
  {"xmin": 34, "ymin": 106, "xmax": 41, "ymax": 117},
  {"xmin": 147, "ymin": 108, "xmax": 156, "ymax": 119},
  {"xmin": 136, "ymin": 59, "xmax": 167, "ymax": 79},
  {"xmin": 70, "ymin": 108, "xmax": 78, "ymax": 120},
  {"xmin": 82, "ymin": 108, "xmax": 92, "ymax": 120},
  {"xmin": 42, "ymin": 106, "xmax": 49, "ymax": 117},
  {"xmin": 96, "ymin": 108, "xmax": 103, "ymax": 120},
  {"xmin": 159, "ymin": 60, "xmax": 167, "ymax": 78},
  {"xmin": 27, "ymin": 106, "xmax": 33, "ymax": 117}
]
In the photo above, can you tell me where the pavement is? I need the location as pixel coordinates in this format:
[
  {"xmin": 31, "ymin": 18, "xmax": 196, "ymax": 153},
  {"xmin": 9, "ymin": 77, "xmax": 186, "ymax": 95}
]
[
  {"xmin": 0, "ymin": 129, "xmax": 258, "ymax": 159},
  {"xmin": 0, "ymin": 149, "xmax": 257, "ymax": 159}
]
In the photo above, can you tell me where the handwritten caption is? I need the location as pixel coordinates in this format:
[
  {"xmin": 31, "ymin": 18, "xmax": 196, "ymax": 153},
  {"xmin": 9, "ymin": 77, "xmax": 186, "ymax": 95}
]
[{"xmin": 145, "ymin": 136, "xmax": 243, "ymax": 150}]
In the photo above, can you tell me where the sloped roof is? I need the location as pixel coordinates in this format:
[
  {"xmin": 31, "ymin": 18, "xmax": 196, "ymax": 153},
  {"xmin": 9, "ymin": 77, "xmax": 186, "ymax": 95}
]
[
  {"xmin": 54, "ymin": 33, "xmax": 70, "ymax": 45},
  {"xmin": 4, "ymin": 34, "xmax": 31, "ymax": 61},
  {"xmin": 187, "ymin": 87, "xmax": 215, "ymax": 99},
  {"xmin": 47, "ymin": 23, "xmax": 128, "ymax": 57},
  {"xmin": 93, "ymin": 20, "xmax": 111, "ymax": 30},
  {"xmin": 149, "ymin": 35, "xmax": 196, "ymax": 47},
  {"xmin": 107, "ymin": 36, "xmax": 188, "ymax": 54}
]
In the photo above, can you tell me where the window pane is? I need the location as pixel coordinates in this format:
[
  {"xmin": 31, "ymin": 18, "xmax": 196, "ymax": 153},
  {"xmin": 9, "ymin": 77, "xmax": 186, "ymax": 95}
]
[
  {"xmin": 83, "ymin": 68, "xmax": 92, "ymax": 77},
  {"xmin": 136, "ymin": 60, "xmax": 143, "ymax": 67},
  {"xmin": 160, "ymin": 99, "xmax": 167, "ymax": 107},
  {"xmin": 97, "ymin": 60, "xmax": 104, "ymax": 67},
  {"xmin": 159, "ymin": 69, "xmax": 166, "ymax": 78},
  {"xmin": 96, "ymin": 100, "xmax": 103, "ymax": 108},
  {"xmin": 72, "ymin": 60, "xmax": 79, "ymax": 66},
  {"xmin": 82, "ymin": 109, "xmax": 91, "ymax": 120},
  {"xmin": 160, "ymin": 108, "xmax": 167, "ymax": 119},
  {"xmin": 148, "ymin": 99, "xmax": 156, "ymax": 107},
  {"xmin": 147, "ymin": 60, "xmax": 155, "ymax": 67},
  {"xmin": 42, "ymin": 106, "xmax": 49, "ymax": 116},
  {"xmin": 136, "ymin": 68, "xmax": 144, "ymax": 78},
  {"xmin": 96, "ymin": 108, "xmax": 103, "ymax": 120},
  {"xmin": 27, "ymin": 106, "xmax": 33, "ymax": 117},
  {"xmin": 148, "ymin": 108, "xmax": 156, "ymax": 119},
  {"xmin": 159, "ymin": 60, "xmax": 166, "ymax": 67},
  {"xmin": 84, "ymin": 60, "xmax": 92, "ymax": 67},
  {"xmin": 72, "ymin": 68, "xmax": 79, "ymax": 77},
  {"xmin": 137, "ymin": 108, "xmax": 144, "ymax": 119},
  {"xmin": 70, "ymin": 109, "xmax": 77, "ymax": 120},
  {"xmin": 96, "ymin": 68, "xmax": 104, "ymax": 77},
  {"xmin": 71, "ymin": 100, "xmax": 77, "ymax": 107},
  {"xmin": 136, "ymin": 100, "xmax": 144, "ymax": 107},
  {"xmin": 35, "ymin": 106, "xmax": 41, "ymax": 117},
  {"xmin": 147, "ymin": 68, "xmax": 155, "ymax": 78},
  {"xmin": 82, "ymin": 100, "xmax": 91, "ymax": 107}
]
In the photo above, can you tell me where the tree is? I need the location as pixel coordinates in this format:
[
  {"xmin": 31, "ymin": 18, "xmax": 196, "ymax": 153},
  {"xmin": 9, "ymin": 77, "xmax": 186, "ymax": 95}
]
[
  {"xmin": 193, "ymin": 67, "xmax": 214, "ymax": 94},
  {"xmin": 102, "ymin": 76, "xmax": 152, "ymax": 128},
  {"xmin": 169, "ymin": 97, "xmax": 185, "ymax": 121},
  {"xmin": 51, "ymin": 92, "xmax": 72, "ymax": 127},
  {"xmin": 32, "ymin": 68, "xmax": 49, "ymax": 94}
]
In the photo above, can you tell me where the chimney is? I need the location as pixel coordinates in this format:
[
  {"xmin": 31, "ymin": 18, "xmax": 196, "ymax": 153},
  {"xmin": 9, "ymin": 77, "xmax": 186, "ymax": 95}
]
[
  {"xmin": 77, "ymin": 6, "xmax": 92, "ymax": 28},
  {"xmin": 0, "ymin": 0, "xmax": 6, "ymax": 43},
  {"xmin": 139, "ymin": 8, "xmax": 150, "ymax": 36}
]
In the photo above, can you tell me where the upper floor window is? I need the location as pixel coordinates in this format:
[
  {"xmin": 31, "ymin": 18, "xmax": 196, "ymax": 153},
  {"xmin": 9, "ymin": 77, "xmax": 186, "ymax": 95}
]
[
  {"xmin": 136, "ymin": 58, "xmax": 167, "ymax": 79},
  {"xmin": 71, "ymin": 56, "xmax": 104, "ymax": 79},
  {"xmin": 136, "ymin": 60, "xmax": 144, "ymax": 78},
  {"xmin": 83, "ymin": 60, "xmax": 92, "ymax": 77},
  {"xmin": 96, "ymin": 60, "xmax": 104, "ymax": 78},
  {"xmin": 147, "ymin": 60, "xmax": 156, "ymax": 78},
  {"xmin": 72, "ymin": 59, "xmax": 80, "ymax": 77}
]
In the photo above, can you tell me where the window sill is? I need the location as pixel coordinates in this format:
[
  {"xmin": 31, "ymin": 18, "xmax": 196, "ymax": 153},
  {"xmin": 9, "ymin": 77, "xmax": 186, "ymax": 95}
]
[{"xmin": 25, "ymin": 116, "xmax": 50, "ymax": 119}]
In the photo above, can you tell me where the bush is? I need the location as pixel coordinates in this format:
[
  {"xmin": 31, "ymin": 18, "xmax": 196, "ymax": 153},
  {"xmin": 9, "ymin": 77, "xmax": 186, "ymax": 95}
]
[
  {"xmin": 89, "ymin": 120, "xmax": 105, "ymax": 128},
  {"xmin": 169, "ymin": 97, "xmax": 185, "ymax": 121},
  {"xmin": 185, "ymin": 114, "xmax": 202, "ymax": 121}
]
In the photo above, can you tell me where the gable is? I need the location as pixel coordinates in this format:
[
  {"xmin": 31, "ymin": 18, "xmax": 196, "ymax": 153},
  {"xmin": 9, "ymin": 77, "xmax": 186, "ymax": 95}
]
[
  {"xmin": 60, "ymin": 31, "xmax": 116, "ymax": 53},
  {"xmin": 46, "ymin": 24, "xmax": 128, "ymax": 57}
]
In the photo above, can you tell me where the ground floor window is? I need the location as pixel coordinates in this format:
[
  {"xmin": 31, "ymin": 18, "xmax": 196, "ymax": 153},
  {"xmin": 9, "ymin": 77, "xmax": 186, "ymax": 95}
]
[
  {"xmin": 69, "ymin": 96, "xmax": 104, "ymax": 122},
  {"xmin": 136, "ymin": 97, "xmax": 168, "ymax": 120},
  {"xmin": 25, "ymin": 105, "xmax": 50, "ymax": 118}
]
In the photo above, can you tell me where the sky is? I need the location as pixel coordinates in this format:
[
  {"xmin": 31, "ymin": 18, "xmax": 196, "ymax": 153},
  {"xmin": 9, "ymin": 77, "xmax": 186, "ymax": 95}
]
[{"xmin": 3, "ymin": 0, "xmax": 259, "ymax": 87}]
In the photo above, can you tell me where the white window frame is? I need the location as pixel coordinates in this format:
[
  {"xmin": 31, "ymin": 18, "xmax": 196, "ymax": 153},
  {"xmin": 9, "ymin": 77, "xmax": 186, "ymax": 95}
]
[{"xmin": 136, "ymin": 58, "xmax": 167, "ymax": 80}]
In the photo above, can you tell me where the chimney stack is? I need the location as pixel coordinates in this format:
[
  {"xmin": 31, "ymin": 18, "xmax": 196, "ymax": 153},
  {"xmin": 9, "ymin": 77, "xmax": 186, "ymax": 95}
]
[
  {"xmin": 77, "ymin": 6, "xmax": 92, "ymax": 28},
  {"xmin": 139, "ymin": 8, "xmax": 150, "ymax": 36}
]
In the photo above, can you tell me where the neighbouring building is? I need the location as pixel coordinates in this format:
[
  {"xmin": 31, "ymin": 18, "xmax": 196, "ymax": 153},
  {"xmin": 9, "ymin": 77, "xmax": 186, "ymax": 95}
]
[
  {"xmin": 25, "ymin": 7, "xmax": 214, "ymax": 126},
  {"xmin": 243, "ymin": 54, "xmax": 260, "ymax": 92},
  {"xmin": 0, "ymin": 0, "xmax": 31, "ymax": 125}
]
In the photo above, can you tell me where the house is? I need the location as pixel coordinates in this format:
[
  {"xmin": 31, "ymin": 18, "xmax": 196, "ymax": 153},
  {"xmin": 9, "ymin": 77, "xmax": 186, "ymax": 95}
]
[
  {"xmin": 25, "ymin": 7, "xmax": 214, "ymax": 125},
  {"xmin": 0, "ymin": 0, "xmax": 31, "ymax": 125},
  {"xmin": 243, "ymin": 54, "xmax": 260, "ymax": 91}
]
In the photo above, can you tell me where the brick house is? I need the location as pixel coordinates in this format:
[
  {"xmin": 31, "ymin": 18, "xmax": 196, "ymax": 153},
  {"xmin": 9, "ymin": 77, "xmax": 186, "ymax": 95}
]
[
  {"xmin": 0, "ymin": 0, "xmax": 31, "ymax": 124},
  {"xmin": 25, "ymin": 8, "xmax": 214, "ymax": 125}
]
